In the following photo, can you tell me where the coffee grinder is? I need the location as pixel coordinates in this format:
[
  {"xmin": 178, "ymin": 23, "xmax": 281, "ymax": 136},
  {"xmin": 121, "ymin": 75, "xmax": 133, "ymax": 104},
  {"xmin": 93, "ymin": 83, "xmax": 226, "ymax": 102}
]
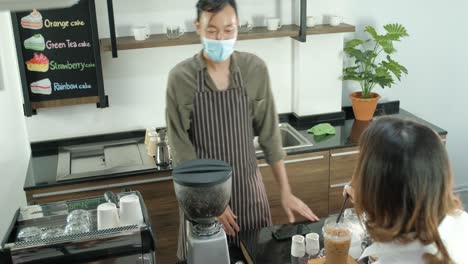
[{"xmin": 173, "ymin": 159, "xmax": 232, "ymax": 264}]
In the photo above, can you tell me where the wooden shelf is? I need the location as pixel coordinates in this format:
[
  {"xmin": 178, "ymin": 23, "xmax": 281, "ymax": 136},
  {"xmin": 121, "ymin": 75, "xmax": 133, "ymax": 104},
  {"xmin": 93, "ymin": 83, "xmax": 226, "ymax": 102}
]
[{"xmin": 100, "ymin": 23, "xmax": 355, "ymax": 52}]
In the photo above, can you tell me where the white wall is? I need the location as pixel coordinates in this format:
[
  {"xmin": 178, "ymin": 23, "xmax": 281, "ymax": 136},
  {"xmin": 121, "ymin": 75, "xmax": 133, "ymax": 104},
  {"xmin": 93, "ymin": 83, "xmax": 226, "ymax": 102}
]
[
  {"xmin": 343, "ymin": 0, "xmax": 468, "ymax": 186},
  {"xmin": 25, "ymin": 0, "xmax": 346, "ymax": 142},
  {"xmin": 0, "ymin": 12, "xmax": 30, "ymax": 238}
]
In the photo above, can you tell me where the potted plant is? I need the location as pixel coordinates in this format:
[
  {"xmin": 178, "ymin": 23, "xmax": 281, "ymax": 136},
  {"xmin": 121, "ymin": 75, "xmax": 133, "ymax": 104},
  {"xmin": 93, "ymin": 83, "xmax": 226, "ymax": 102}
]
[{"xmin": 343, "ymin": 23, "xmax": 409, "ymax": 120}]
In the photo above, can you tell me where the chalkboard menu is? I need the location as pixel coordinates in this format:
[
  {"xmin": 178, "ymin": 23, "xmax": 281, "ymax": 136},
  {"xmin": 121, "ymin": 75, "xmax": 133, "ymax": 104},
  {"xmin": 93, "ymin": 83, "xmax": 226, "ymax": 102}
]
[{"xmin": 11, "ymin": 0, "xmax": 107, "ymax": 116}]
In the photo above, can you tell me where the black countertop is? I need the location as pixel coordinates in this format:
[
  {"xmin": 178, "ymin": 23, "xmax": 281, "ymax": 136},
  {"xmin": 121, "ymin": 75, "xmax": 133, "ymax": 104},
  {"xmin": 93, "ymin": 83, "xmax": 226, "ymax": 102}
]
[
  {"xmin": 239, "ymin": 220, "xmax": 325, "ymax": 264},
  {"xmin": 239, "ymin": 220, "xmax": 367, "ymax": 264},
  {"xmin": 24, "ymin": 109, "xmax": 447, "ymax": 191}
]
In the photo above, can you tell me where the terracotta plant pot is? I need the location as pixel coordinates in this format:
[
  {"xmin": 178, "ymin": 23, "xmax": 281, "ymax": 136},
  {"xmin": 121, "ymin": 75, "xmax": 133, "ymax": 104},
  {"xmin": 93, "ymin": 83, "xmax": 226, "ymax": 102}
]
[{"xmin": 350, "ymin": 92, "xmax": 381, "ymax": 121}]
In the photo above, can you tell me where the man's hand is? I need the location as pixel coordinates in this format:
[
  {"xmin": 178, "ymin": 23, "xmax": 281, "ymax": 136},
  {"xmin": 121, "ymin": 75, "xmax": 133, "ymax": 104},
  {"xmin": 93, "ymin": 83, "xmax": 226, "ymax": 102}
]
[
  {"xmin": 281, "ymin": 191, "xmax": 320, "ymax": 223},
  {"xmin": 217, "ymin": 206, "xmax": 240, "ymax": 237},
  {"xmin": 342, "ymin": 184, "xmax": 355, "ymax": 203}
]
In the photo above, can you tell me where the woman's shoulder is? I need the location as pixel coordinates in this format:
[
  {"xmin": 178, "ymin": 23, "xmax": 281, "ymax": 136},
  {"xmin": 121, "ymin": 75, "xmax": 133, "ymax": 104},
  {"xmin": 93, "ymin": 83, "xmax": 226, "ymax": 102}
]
[
  {"xmin": 439, "ymin": 210, "xmax": 468, "ymax": 263},
  {"xmin": 444, "ymin": 210, "xmax": 468, "ymax": 225}
]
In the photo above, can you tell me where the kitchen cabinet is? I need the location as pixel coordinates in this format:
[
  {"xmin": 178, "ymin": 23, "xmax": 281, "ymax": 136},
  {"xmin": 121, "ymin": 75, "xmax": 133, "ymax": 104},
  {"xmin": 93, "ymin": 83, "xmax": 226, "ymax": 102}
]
[
  {"xmin": 329, "ymin": 147, "xmax": 359, "ymax": 214},
  {"xmin": 25, "ymin": 171, "xmax": 180, "ymax": 264},
  {"xmin": 24, "ymin": 134, "xmax": 448, "ymax": 263},
  {"xmin": 258, "ymin": 151, "xmax": 330, "ymax": 224}
]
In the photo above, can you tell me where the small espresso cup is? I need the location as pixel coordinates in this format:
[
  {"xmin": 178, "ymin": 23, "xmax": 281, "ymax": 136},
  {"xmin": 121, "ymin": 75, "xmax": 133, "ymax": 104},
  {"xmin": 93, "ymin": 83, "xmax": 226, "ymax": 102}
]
[
  {"xmin": 305, "ymin": 232, "xmax": 320, "ymax": 256},
  {"xmin": 330, "ymin": 15, "xmax": 343, "ymax": 26},
  {"xmin": 267, "ymin": 18, "xmax": 282, "ymax": 31},
  {"xmin": 307, "ymin": 16, "xmax": 317, "ymax": 27},
  {"xmin": 166, "ymin": 25, "xmax": 185, "ymax": 39},
  {"xmin": 132, "ymin": 26, "xmax": 150, "ymax": 41},
  {"xmin": 291, "ymin": 235, "xmax": 306, "ymax": 258}
]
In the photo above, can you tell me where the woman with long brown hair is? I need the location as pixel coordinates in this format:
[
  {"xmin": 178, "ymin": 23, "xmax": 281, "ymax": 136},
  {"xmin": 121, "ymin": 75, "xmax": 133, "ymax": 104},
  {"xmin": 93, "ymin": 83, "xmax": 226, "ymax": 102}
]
[{"xmin": 344, "ymin": 116, "xmax": 468, "ymax": 263}]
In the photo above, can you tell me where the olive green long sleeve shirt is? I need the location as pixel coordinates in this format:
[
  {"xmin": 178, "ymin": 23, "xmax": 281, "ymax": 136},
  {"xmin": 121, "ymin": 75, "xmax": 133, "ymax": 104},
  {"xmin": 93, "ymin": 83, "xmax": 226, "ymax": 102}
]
[{"xmin": 166, "ymin": 51, "xmax": 285, "ymax": 166}]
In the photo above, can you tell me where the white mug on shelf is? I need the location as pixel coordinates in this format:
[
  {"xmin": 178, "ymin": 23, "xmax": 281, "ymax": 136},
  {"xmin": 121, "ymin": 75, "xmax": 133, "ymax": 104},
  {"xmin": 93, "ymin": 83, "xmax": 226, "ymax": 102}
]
[
  {"xmin": 97, "ymin": 202, "xmax": 120, "ymax": 230},
  {"xmin": 307, "ymin": 16, "xmax": 317, "ymax": 27},
  {"xmin": 267, "ymin": 18, "xmax": 282, "ymax": 31},
  {"xmin": 132, "ymin": 26, "xmax": 150, "ymax": 41},
  {"xmin": 119, "ymin": 194, "xmax": 144, "ymax": 226},
  {"xmin": 330, "ymin": 15, "xmax": 343, "ymax": 26}
]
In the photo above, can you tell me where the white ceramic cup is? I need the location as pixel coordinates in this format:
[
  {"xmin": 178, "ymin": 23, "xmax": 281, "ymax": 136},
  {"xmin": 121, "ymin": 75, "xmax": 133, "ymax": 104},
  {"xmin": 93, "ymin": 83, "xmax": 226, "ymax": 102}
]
[
  {"xmin": 330, "ymin": 16, "xmax": 343, "ymax": 26},
  {"xmin": 97, "ymin": 202, "xmax": 120, "ymax": 230},
  {"xmin": 305, "ymin": 232, "xmax": 320, "ymax": 256},
  {"xmin": 132, "ymin": 26, "xmax": 150, "ymax": 41},
  {"xmin": 307, "ymin": 16, "xmax": 317, "ymax": 27},
  {"xmin": 267, "ymin": 18, "xmax": 282, "ymax": 31},
  {"xmin": 119, "ymin": 194, "xmax": 144, "ymax": 226},
  {"xmin": 291, "ymin": 235, "xmax": 306, "ymax": 257}
]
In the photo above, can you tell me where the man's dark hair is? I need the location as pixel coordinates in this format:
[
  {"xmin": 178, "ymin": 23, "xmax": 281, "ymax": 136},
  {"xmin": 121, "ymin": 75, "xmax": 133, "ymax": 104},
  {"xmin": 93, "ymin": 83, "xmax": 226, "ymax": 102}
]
[{"xmin": 196, "ymin": 0, "xmax": 238, "ymax": 21}]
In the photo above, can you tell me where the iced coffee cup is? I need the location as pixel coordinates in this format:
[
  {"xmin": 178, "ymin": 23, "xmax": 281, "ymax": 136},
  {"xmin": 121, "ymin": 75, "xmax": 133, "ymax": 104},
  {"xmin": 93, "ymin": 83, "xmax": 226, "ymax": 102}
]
[{"xmin": 322, "ymin": 216, "xmax": 352, "ymax": 263}]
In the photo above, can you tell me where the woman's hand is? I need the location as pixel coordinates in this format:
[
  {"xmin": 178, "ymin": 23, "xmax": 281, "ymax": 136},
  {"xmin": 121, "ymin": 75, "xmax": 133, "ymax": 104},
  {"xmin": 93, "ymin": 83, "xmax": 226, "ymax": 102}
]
[
  {"xmin": 343, "ymin": 184, "xmax": 355, "ymax": 203},
  {"xmin": 281, "ymin": 191, "xmax": 320, "ymax": 223},
  {"xmin": 217, "ymin": 206, "xmax": 240, "ymax": 237}
]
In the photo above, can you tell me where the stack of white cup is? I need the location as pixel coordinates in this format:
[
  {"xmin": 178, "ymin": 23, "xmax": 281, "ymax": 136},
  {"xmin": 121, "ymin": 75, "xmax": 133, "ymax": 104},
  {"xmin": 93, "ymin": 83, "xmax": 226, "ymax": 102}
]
[{"xmin": 97, "ymin": 194, "xmax": 144, "ymax": 231}]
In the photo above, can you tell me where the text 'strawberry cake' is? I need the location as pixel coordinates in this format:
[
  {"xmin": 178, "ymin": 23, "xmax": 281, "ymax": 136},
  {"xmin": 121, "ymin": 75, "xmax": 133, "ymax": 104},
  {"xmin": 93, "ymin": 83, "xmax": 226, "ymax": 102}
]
[
  {"xmin": 21, "ymin": 10, "xmax": 43, "ymax": 30},
  {"xmin": 24, "ymin": 34, "xmax": 45, "ymax": 51},
  {"xmin": 26, "ymin": 53, "xmax": 49, "ymax": 72},
  {"xmin": 30, "ymin": 78, "xmax": 52, "ymax": 95}
]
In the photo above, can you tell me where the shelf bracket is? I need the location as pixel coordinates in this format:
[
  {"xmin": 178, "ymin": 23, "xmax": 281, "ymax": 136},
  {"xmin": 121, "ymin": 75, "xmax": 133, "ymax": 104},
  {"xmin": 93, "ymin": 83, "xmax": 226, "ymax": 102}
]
[
  {"xmin": 292, "ymin": 0, "xmax": 307, "ymax": 42},
  {"xmin": 96, "ymin": 95, "xmax": 109, "ymax": 108},
  {"xmin": 106, "ymin": 0, "xmax": 118, "ymax": 58}
]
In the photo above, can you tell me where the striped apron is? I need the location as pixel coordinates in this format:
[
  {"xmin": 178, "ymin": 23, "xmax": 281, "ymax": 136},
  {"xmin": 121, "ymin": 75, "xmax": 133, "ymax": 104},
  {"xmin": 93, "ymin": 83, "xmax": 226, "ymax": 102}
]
[{"xmin": 176, "ymin": 67, "xmax": 272, "ymax": 260}]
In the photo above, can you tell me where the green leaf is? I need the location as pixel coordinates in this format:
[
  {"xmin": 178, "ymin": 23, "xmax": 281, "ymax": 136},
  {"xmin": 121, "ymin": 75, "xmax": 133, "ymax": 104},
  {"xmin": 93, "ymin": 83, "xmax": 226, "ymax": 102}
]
[
  {"xmin": 382, "ymin": 55, "xmax": 408, "ymax": 81},
  {"xmin": 372, "ymin": 67, "xmax": 394, "ymax": 88},
  {"xmin": 345, "ymin": 39, "xmax": 366, "ymax": 50},
  {"xmin": 343, "ymin": 75, "xmax": 364, "ymax": 82},
  {"xmin": 365, "ymin": 26, "xmax": 380, "ymax": 41},
  {"xmin": 345, "ymin": 48, "xmax": 367, "ymax": 63},
  {"xmin": 344, "ymin": 66, "xmax": 359, "ymax": 74},
  {"xmin": 363, "ymin": 50, "xmax": 378, "ymax": 61},
  {"xmin": 383, "ymin": 23, "xmax": 409, "ymax": 41},
  {"xmin": 380, "ymin": 40, "xmax": 396, "ymax": 54},
  {"xmin": 387, "ymin": 56, "xmax": 408, "ymax": 74}
]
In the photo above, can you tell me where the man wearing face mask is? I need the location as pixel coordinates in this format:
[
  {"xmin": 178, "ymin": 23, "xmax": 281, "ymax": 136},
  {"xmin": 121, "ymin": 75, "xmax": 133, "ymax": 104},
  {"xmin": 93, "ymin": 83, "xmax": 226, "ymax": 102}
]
[{"xmin": 166, "ymin": 0, "xmax": 319, "ymax": 260}]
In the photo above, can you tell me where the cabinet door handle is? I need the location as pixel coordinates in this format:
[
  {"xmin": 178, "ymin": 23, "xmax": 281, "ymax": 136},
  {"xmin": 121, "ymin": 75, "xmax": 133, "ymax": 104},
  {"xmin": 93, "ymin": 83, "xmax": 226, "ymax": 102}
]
[
  {"xmin": 258, "ymin": 155, "xmax": 325, "ymax": 168},
  {"xmin": 330, "ymin": 182, "xmax": 350, "ymax": 188},
  {"xmin": 331, "ymin": 150, "xmax": 359, "ymax": 157}
]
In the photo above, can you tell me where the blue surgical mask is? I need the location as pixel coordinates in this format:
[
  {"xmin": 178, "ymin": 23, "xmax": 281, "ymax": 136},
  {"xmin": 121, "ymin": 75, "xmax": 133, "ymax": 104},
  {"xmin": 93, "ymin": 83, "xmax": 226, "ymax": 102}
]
[{"xmin": 202, "ymin": 37, "xmax": 236, "ymax": 62}]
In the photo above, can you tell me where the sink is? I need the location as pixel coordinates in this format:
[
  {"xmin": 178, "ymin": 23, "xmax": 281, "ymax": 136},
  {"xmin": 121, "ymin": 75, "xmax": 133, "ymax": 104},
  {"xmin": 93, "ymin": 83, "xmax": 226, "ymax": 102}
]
[
  {"xmin": 56, "ymin": 138, "xmax": 156, "ymax": 181},
  {"xmin": 254, "ymin": 123, "xmax": 312, "ymax": 154}
]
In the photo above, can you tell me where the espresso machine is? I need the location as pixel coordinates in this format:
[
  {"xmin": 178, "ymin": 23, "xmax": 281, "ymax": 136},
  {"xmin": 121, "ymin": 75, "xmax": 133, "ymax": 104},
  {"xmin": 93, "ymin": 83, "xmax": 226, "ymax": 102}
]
[{"xmin": 173, "ymin": 159, "xmax": 232, "ymax": 264}]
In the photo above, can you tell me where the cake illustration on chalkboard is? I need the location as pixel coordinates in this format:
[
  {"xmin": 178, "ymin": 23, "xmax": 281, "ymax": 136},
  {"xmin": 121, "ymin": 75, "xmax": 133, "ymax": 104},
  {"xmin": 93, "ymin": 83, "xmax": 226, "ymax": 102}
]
[
  {"xmin": 21, "ymin": 9, "xmax": 43, "ymax": 30},
  {"xmin": 26, "ymin": 53, "xmax": 49, "ymax": 72},
  {"xmin": 24, "ymin": 34, "xmax": 45, "ymax": 51},
  {"xmin": 30, "ymin": 78, "xmax": 51, "ymax": 95}
]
